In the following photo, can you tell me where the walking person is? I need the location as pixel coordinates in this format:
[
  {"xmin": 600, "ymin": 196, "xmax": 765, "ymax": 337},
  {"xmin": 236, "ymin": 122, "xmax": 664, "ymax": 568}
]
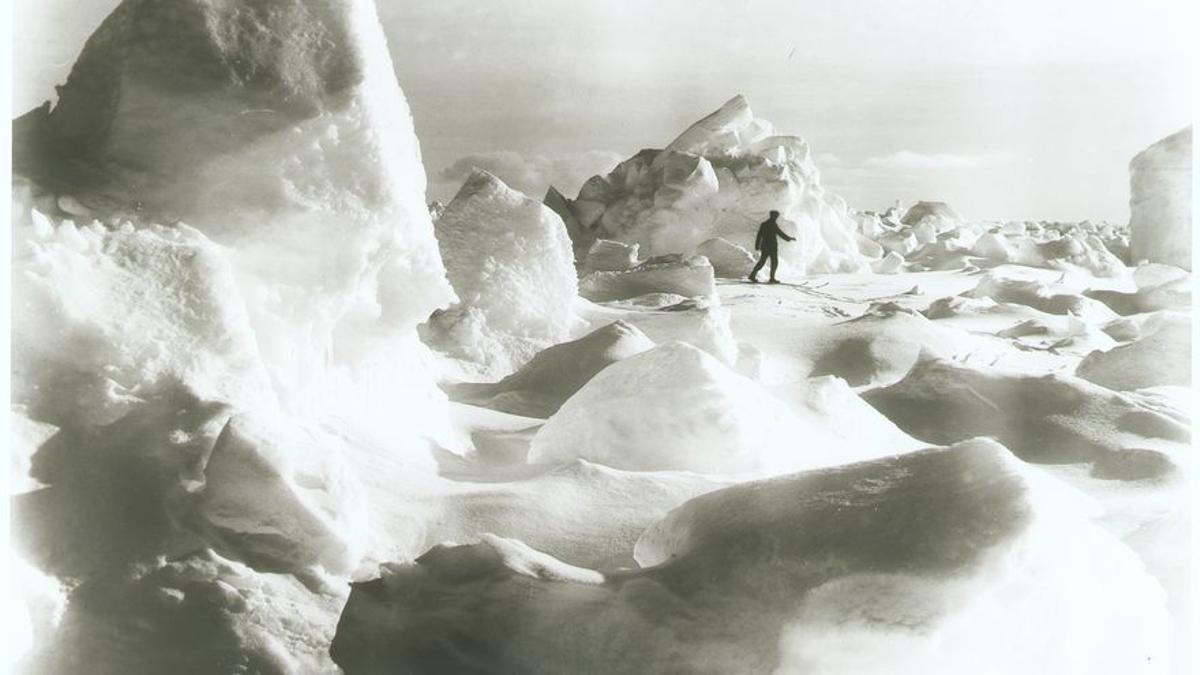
[{"xmin": 749, "ymin": 210, "xmax": 795, "ymax": 283}]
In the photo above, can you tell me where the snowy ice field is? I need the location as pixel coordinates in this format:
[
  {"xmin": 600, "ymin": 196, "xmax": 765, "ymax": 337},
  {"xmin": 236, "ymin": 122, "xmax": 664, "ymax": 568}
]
[{"xmin": 6, "ymin": 0, "xmax": 1196, "ymax": 673}]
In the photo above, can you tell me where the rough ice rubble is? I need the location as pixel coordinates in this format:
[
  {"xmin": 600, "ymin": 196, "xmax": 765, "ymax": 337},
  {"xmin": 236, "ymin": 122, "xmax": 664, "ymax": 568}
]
[
  {"xmin": 12, "ymin": 214, "xmax": 273, "ymax": 428},
  {"xmin": 331, "ymin": 440, "xmax": 1171, "ymax": 674},
  {"xmin": 425, "ymin": 169, "xmax": 580, "ymax": 375},
  {"xmin": 11, "ymin": 0, "xmax": 455, "ymax": 444},
  {"xmin": 551, "ymin": 95, "xmax": 870, "ymax": 277},
  {"xmin": 853, "ymin": 201, "xmax": 1131, "ymax": 278},
  {"xmin": 1129, "ymin": 126, "xmax": 1192, "ymax": 270},
  {"xmin": 9, "ymin": 0, "xmax": 457, "ymax": 669}
]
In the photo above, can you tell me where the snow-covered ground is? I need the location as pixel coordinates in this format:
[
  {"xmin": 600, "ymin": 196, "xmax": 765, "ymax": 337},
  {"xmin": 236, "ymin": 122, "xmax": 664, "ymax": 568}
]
[{"xmin": 7, "ymin": 0, "xmax": 1193, "ymax": 673}]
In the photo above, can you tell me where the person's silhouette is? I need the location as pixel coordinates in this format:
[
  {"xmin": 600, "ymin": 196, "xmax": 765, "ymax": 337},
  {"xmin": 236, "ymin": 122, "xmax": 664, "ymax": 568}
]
[{"xmin": 749, "ymin": 210, "xmax": 794, "ymax": 283}]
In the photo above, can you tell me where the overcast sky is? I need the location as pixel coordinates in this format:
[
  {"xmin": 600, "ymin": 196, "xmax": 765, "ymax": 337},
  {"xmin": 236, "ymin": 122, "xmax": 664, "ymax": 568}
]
[{"xmin": 12, "ymin": 0, "xmax": 1197, "ymax": 221}]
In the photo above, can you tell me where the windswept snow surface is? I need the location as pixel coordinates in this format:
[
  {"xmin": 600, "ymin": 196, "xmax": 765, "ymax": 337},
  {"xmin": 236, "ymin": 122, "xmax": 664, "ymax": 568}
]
[
  {"xmin": 332, "ymin": 440, "xmax": 1172, "ymax": 674},
  {"xmin": 9, "ymin": 3, "xmax": 1194, "ymax": 673}
]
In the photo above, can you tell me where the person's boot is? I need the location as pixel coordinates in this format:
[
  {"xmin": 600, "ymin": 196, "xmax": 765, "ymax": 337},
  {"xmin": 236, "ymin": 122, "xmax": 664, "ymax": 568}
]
[
  {"xmin": 768, "ymin": 278, "xmax": 781, "ymax": 284},
  {"xmin": 748, "ymin": 274, "xmax": 759, "ymax": 283}
]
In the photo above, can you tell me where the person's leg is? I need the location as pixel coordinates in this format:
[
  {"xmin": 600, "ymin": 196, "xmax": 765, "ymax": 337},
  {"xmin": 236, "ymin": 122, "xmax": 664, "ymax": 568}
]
[
  {"xmin": 749, "ymin": 253, "xmax": 767, "ymax": 281},
  {"xmin": 768, "ymin": 251, "xmax": 780, "ymax": 282}
]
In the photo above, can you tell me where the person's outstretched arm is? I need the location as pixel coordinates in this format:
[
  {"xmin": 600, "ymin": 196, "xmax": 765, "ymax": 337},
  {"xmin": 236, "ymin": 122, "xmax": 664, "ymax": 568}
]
[{"xmin": 777, "ymin": 223, "xmax": 796, "ymax": 242}]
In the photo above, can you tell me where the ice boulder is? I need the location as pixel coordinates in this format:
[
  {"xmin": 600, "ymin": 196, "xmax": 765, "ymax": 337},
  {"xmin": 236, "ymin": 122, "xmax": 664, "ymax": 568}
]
[
  {"xmin": 1076, "ymin": 313, "xmax": 1191, "ymax": 390},
  {"xmin": 197, "ymin": 414, "xmax": 369, "ymax": 576},
  {"xmin": 528, "ymin": 342, "xmax": 805, "ymax": 473},
  {"xmin": 12, "ymin": 217, "xmax": 273, "ymax": 428},
  {"xmin": 11, "ymin": 0, "xmax": 455, "ymax": 442},
  {"xmin": 552, "ymin": 96, "xmax": 869, "ymax": 276},
  {"xmin": 332, "ymin": 440, "xmax": 1171, "ymax": 674},
  {"xmin": 864, "ymin": 355, "xmax": 1190, "ymax": 469},
  {"xmin": 583, "ymin": 239, "xmax": 640, "ymax": 272},
  {"xmin": 444, "ymin": 321, "xmax": 656, "ymax": 418},
  {"xmin": 1129, "ymin": 127, "xmax": 1192, "ymax": 270},
  {"xmin": 579, "ymin": 254, "xmax": 716, "ymax": 302},
  {"xmin": 696, "ymin": 237, "xmax": 756, "ymax": 278},
  {"xmin": 426, "ymin": 169, "xmax": 579, "ymax": 375}
]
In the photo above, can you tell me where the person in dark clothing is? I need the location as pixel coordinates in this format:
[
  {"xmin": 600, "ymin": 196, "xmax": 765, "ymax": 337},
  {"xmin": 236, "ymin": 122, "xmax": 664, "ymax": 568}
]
[{"xmin": 749, "ymin": 210, "xmax": 794, "ymax": 283}]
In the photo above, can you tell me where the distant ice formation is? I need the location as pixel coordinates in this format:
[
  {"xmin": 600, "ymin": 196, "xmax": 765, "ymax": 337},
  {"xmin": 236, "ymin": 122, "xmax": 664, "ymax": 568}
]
[{"xmin": 550, "ymin": 95, "xmax": 871, "ymax": 277}]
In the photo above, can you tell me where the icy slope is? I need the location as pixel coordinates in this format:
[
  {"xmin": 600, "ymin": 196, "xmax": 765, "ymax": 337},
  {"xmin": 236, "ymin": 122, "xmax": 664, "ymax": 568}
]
[
  {"xmin": 552, "ymin": 95, "xmax": 870, "ymax": 277},
  {"xmin": 332, "ymin": 440, "xmax": 1171, "ymax": 674}
]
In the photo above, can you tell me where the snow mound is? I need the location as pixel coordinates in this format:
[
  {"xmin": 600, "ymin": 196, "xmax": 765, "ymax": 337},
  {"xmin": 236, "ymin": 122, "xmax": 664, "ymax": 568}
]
[
  {"xmin": 1129, "ymin": 126, "xmax": 1192, "ymax": 270},
  {"xmin": 555, "ymin": 96, "xmax": 870, "ymax": 276},
  {"xmin": 579, "ymin": 254, "xmax": 716, "ymax": 302},
  {"xmin": 445, "ymin": 321, "xmax": 656, "ymax": 418},
  {"xmin": 426, "ymin": 169, "xmax": 579, "ymax": 375},
  {"xmin": 332, "ymin": 440, "xmax": 1170, "ymax": 674},
  {"xmin": 696, "ymin": 237, "xmax": 756, "ymax": 278},
  {"xmin": 197, "ymin": 414, "xmax": 369, "ymax": 575},
  {"xmin": 1076, "ymin": 313, "xmax": 1191, "ymax": 390},
  {"xmin": 528, "ymin": 342, "xmax": 806, "ymax": 473},
  {"xmin": 805, "ymin": 302, "xmax": 988, "ymax": 387},
  {"xmin": 966, "ymin": 272, "xmax": 1117, "ymax": 322},
  {"xmin": 864, "ymin": 355, "xmax": 1190, "ymax": 469}
]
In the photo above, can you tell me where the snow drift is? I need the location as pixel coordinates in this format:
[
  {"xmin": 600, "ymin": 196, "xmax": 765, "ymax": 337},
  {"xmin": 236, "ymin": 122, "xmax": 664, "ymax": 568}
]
[{"xmin": 331, "ymin": 440, "xmax": 1171, "ymax": 674}]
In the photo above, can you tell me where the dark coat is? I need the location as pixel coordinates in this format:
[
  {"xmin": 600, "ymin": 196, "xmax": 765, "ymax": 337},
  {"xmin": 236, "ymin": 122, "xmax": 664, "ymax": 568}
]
[{"xmin": 755, "ymin": 218, "xmax": 795, "ymax": 252}]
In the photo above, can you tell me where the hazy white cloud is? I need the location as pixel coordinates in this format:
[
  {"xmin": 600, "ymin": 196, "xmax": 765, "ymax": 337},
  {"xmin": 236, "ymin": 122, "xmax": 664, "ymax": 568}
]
[
  {"xmin": 438, "ymin": 150, "xmax": 624, "ymax": 199},
  {"xmin": 862, "ymin": 150, "xmax": 1020, "ymax": 170},
  {"xmin": 813, "ymin": 152, "xmax": 842, "ymax": 167}
]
